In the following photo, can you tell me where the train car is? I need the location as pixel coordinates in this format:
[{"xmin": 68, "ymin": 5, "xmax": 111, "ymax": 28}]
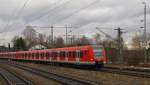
[{"xmin": 0, "ymin": 45, "xmax": 106, "ymax": 67}]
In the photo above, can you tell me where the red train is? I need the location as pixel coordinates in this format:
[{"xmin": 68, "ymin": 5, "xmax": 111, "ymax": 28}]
[{"xmin": 0, "ymin": 45, "xmax": 106, "ymax": 67}]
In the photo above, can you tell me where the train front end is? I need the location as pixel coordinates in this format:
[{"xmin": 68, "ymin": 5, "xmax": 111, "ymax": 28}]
[{"xmin": 91, "ymin": 45, "xmax": 106, "ymax": 67}]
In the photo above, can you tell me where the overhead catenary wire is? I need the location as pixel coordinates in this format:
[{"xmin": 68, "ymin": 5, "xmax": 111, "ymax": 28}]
[
  {"xmin": 44, "ymin": 0, "xmax": 101, "ymax": 37},
  {"xmin": 1, "ymin": 0, "xmax": 22, "ymax": 32},
  {"xmin": 25, "ymin": 0, "xmax": 100, "ymax": 39},
  {"xmin": 26, "ymin": 0, "xmax": 72, "ymax": 25},
  {"xmin": 52, "ymin": 0, "xmax": 100, "ymax": 25},
  {"xmin": 1, "ymin": 0, "xmax": 30, "ymax": 33},
  {"xmin": 26, "ymin": 0, "xmax": 100, "ymax": 27}
]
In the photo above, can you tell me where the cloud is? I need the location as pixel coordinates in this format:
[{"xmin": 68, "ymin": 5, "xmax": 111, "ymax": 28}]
[{"xmin": 0, "ymin": 0, "xmax": 150, "ymax": 44}]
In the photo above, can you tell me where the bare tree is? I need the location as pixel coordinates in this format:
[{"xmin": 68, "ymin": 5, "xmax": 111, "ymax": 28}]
[
  {"xmin": 45, "ymin": 35, "xmax": 53, "ymax": 48},
  {"xmin": 54, "ymin": 37, "xmax": 64, "ymax": 48},
  {"xmin": 94, "ymin": 33, "xmax": 102, "ymax": 45},
  {"xmin": 102, "ymin": 39, "xmax": 117, "ymax": 49},
  {"xmin": 11, "ymin": 36, "xmax": 19, "ymax": 44},
  {"xmin": 37, "ymin": 33, "xmax": 46, "ymax": 45},
  {"xmin": 22, "ymin": 26, "xmax": 37, "ymax": 48},
  {"xmin": 131, "ymin": 34, "xmax": 143, "ymax": 50}
]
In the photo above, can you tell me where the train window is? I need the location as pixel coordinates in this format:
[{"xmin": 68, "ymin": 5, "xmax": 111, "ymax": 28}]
[
  {"xmin": 40, "ymin": 53, "xmax": 43, "ymax": 57},
  {"xmin": 76, "ymin": 51, "xmax": 83, "ymax": 58},
  {"xmin": 43, "ymin": 52, "xmax": 46, "ymax": 57},
  {"xmin": 42, "ymin": 53, "xmax": 44, "ymax": 57},
  {"xmin": 22, "ymin": 53, "xmax": 24, "ymax": 57},
  {"xmin": 25, "ymin": 53, "xmax": 27, "ymax": 57},
  {"xmin": 60, "ymin": 51, "xmax": 65, "ymax": 57},
  {"xmin": 59, "ymin": 51, "xmax": 62, "ymax": 57},
  {"xmin": 51, "ymin": 52, "xmax": 53, "ymax": 57},
  {"xmin": 46, "ymin": 52, "xmax": 49, "ymax": 57},
  {"xmin": 71, "ymin": 52, "xmax": 73, "ymax": 57},
  {"xmin": 36, "ymin": 53, "xmax": 39, "ymax": 57},
  {"xmin": 28, "ymin": 53, "xmax": 31, "ymax": 57},
  {"xmin": 49, "ymin": 51, "xmax": 52, "ymax": 57},
  {"xmin": 68, "ymin": 51, "xmax": 71, "ymax": 57},
  {"xmin": 80, "ymin": 51, "xmax": 83, "ymax": 57},
  {"xmin": 69, "ymin": 51, "xmax": 74, "ymax": 57},
  {"xmin": 65, "ymin": 51, "xmax": 68, "ymax": 57},
  {"xmin": 73, "ymin": 51, "xmax": 76, "ymax": 57},
  {"xmin": 52, "ymin": 52, "xmax": 57, "ymax": 57},
  {"xmin": 41, "ymin": 53, "xmax": 43, "ymax": 57},
  {"xmin": 55, "ymin": 52, "xmax": 57, "ymax": 57},
  {"xmin": 76, "ymin": 51, "xmax": 79, "ymax": 57},
  {"xmin": 84, "ymin": 51, "xmax": 87, "ymax": 56},
  {"xmin": 32, "ymin": 53, "xmax": 34, "ymax": 57},
  {"xmin": 57, "ymin": 51, "xmax": 61, "ymax": 57}
]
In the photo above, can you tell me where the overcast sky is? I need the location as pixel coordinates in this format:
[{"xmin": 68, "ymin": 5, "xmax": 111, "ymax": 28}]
[{"xmin": 0, "ymin": 0, "xmax": 149, "ymax": 45}]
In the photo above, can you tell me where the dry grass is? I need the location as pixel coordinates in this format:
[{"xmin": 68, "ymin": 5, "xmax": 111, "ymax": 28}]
[
  {"xmin": 23, "ymin": 63, "xmax": 150, "ymax": 85},
  {"xmin": 0, "ymin": 75, "xmax": 7, "ymax": 85},
  {"xmin": 0, "ymin": 63, "xmax": 61, "ymax": 85}
]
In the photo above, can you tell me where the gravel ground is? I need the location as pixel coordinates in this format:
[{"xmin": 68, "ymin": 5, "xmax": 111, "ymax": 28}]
[
  {"xmin": 0, "ymin": 74, "xmax": 8, "ymax": 85},
  {"xmin": 0, "ymin": 63, "xmax": 61, "ymax": 85},
  {"xmin": 105, "ymin": 64, "xmax": 150, "ymax": 69},
  {"xmin": 21, "ymin": 62, "xmax": 150, "ymax": 85}
]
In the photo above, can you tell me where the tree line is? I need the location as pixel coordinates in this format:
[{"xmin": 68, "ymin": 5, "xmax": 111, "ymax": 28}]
[
  {"xmin": 11, "ymin": 27, "xmax": 120, "ymax": 51},
  {"xmin": 1, "ymin": 26, "xmax": 150, "ymax": 66}
]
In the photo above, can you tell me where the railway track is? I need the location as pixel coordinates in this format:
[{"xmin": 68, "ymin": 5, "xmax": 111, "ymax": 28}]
[
  {"xmin": 100, "ymin": 67, "xmax": 150, "ymax": 78},
  {"xmin": 0, "ymin": 67, "xmax": 33, "ymax": 85},
  {"xmin": 2, "ymin": 61, "xmax": 100, "ymax": 85},
  {"xmin": 1, "ymin": 60, "xmax": 150, "ymax": 85}
]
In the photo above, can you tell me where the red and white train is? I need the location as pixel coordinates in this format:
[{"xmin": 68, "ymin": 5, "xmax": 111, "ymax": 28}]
[{"xmin": 0, "ymin": 45, "xmax": 106, "ymax": 67}]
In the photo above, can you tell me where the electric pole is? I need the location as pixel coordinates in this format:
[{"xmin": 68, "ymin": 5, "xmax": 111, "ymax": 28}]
[
  {"xmin": 114, "ymin": 27, "xmax": 124, "ymax": 64},
  {"xmin": 8, "ymin": 43, "xmax": 10, "ymax": 51},
  {"xmin": 66, "ymin": 25, "xmax": 68, "ymax": 44},
  {"xmin": 143, "ymin": 2, "xmax": 147, "ymax": 64},
  {"xmin": 65, "ymin": 25, "xmax": 72, "ymax": 44},
  {"xmin": 28, "ymin": 25, "xmax": 72, "ymax": 46},
  {"xmin": 51, "ymin": 26, "xmax": 54, "ymax": 46}
]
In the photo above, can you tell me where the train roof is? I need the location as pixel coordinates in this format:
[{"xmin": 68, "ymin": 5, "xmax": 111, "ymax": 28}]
[{"xmin": 0, "ymin": 45, "xmax": 103, "ymax": 53}]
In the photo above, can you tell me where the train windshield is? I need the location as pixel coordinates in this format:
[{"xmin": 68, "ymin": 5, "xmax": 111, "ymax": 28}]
[{"xmin": 92, "ymin": 45, "xmax": 103, "ymax": 57}]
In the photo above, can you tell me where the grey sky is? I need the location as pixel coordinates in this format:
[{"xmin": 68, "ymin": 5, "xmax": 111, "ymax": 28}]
[{"xmin": 0, "ymin": 0, "xmax": 149, "ymax": 45}]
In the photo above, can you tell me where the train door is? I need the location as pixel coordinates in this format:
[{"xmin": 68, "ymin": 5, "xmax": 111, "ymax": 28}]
[
  {"xmin": 76, "ymin": 50, "xmax": 80, "ymax": 64},
  {"xmin": 57, "ymin": 51, "xmax": 60, "ymax": 62},
  {"xmin": 49, "ymin": 51, "xmax": 52, "ymax": 61},
  {"xmin": 45, "ymin": 52, "xmax": 49, "ymax": 60},
  {"xmin": 65, "ymin": 51, "xmax": 68, "ymax": 62}
]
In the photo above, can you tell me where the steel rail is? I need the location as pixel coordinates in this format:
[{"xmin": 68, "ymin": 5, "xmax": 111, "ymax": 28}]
[
  {"xmin": 0, "ymin": 67, "xmax": 33, "ymax": 85},
  {"xmin": 3, "ymin": 61, "xmax": 100, "ymax": 85},
  {"xmin": 100, "ymin": 67, "xmax": 150, "ymax": 78}
]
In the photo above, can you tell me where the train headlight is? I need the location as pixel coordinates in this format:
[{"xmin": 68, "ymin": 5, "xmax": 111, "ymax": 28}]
[{"xmin": 90, "ymin": 59, "xmax": 94, "ymax": 61}]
